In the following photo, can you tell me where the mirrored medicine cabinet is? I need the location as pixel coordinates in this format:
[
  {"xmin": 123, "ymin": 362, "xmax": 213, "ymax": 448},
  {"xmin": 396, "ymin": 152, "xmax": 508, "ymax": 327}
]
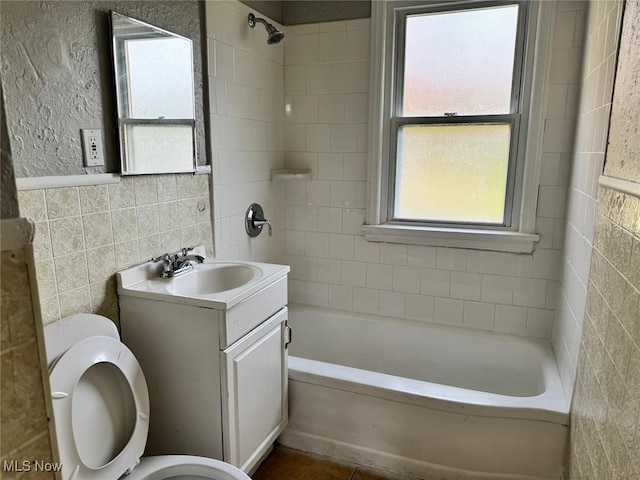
[{"xmin": 110, "ymin": 11, "xmax": 197, "ymax": 175}]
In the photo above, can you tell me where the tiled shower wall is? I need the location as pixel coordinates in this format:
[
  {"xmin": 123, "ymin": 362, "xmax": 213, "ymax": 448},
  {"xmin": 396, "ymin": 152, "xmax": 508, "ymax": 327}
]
[
  {"xmin": 206, "ymin": 0, "xmax": 286, "ymax": 263},
  {"xmin": 569, "ymin": 188, "xmax": 640, "ymax": 479},
  {"xmin": 552, "ymin": 0, "xmax": 622, "ymax": 401},
  {"xmin": 17, "ymin": 174, "xmax": 212, "ymax": 326},
  {"xmin": 280, "ymin": 3, "xmax": 584, "ymax": 339}
]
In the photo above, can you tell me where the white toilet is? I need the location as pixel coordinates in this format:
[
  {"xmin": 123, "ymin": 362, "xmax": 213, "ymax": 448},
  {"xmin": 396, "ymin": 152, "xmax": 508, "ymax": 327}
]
[{"xmin": 44, "ymin": 313, "xmax": 251, "ymax": 480}]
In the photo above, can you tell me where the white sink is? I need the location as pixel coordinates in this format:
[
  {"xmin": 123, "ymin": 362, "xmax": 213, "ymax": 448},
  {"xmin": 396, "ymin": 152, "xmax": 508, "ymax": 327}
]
[
  {"xmin": 168, "ymin": 264, "xmax": 259, "ymax": 296},
  {"xmin": 117, "ymin": 247, "xmax": 289, "ymax": 310}
]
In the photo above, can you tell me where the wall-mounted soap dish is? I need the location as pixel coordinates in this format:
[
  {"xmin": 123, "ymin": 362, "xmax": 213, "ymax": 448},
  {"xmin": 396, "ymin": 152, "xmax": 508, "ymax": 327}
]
[{"xmin": 270, "ymin": 168, "xmax": 311, "ymax": 182}]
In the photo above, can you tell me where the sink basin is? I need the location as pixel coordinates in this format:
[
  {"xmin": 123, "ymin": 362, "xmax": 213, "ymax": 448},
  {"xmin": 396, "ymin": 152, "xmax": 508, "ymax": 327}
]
[
  {"xmin": 168, "ymin": 264, "xmax": 259, "ymax": 296},
  {"xmin": 117, "ymin": 249, "xmax": 289, "ymax": 310}
]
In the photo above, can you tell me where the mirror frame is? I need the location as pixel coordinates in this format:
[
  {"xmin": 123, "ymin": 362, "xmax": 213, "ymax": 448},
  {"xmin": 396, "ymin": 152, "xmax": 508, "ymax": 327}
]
[{"xmin": 110, "ymin": 11, "xmax": 197, "ymax": 175}]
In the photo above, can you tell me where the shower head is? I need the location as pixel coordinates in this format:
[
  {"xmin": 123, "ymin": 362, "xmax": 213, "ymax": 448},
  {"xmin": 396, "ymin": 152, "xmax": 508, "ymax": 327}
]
[{"xmin": 248, "ymin": 13, "xmax": 285, "ymax": 45}]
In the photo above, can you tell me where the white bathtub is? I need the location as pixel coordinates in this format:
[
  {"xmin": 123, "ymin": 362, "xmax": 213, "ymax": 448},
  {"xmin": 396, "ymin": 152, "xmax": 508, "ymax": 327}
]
[{"xmin": 279, "ymin": 304, "xmax": 569, "ymax": 480}]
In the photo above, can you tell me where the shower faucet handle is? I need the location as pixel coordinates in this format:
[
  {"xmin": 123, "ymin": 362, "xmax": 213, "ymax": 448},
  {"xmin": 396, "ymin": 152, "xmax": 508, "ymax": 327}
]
[{"xmin": 245, "ymin": 203, "xmax": 272, "ymax": 237}]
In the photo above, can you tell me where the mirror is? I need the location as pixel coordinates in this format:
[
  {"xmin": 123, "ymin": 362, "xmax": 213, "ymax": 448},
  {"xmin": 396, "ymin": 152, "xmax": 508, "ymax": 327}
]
[{"xmin": 110, "ymin": 11, "xmax": 197, "ymax": 175}]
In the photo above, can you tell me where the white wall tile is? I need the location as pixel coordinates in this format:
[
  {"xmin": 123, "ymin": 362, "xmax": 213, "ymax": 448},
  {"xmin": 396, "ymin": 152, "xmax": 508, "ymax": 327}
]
[
  {"xmin": 353, "ymin": 235, "xmax": 380, "ymax": 263},
  {"xmin": 405, "ymin": 294, "xmax": 434, "ymax": 322},
  {"xmin": 319, "ymin": 94, "xmax": 346, "ymax": 123},
  {"xmin": 526, "ymin": 308, "xmax": 554, "ymax": 338},
  {"xmin": 379, "ymin": 243, "xmax": 408, "ymax": 266},
  {"xmin": 353, "ymin": 287, "xmax": 378, "ymax": 314},
  {"xmin": 285, "ymin": 65, "xmax": 306, "ymax": 95},
  {"xmin": 331, "ymin": 63, "xmax": 361, "ymax": 93},
  {"xmin": 294, "ymin": 34, "xmax": 320, "ymax": 64},
  {"xmin": 317, "ymin": 257, "xmax": 341, "ymax": 283},
  {"xmin": 480, "ymin": 274, "xmax": 514, "ymax": 304},
  {"xmin": 305, "ymin": 281, "xmax": 329, "ymax": 307},
  {"xmin": 346, "ymin": 28, "xmax": 370, "ymax": 61},
  {"xmin": 421, "ymin": 268, "xmax": 450, "ymax": 297},
  {"xmin": 291, "ymin": 95, "xmax": 319, "ymax": 124},
  {"xmin": 463, "ymin": 301, "xmax": 496, "ymax": 331},
  {"xmin": 436, "ymin": 247, "xmax": 467, "ymax": 271},
  {"xmin": 306, "ymin": 124, "xmax": 331, "ymax": 152},
  {"xmin": 494, "ymin": 305, "xmax": 528, "ymax": 335},
  {"xmin": 344, "ymin": 93, "xmax": 369, "ymax": 123},
  {"xmin": 329, "ymin": 284, "xmax": 353, "ymax": 310},
  {"xmin": 341, "ymin": 208, "xmax": 365, "ymax": 235},
  {"xmin": 341, "ymin": 260, "xmax": 366, "ymax": 287},
  {"xmin": 317, "ymin": 206, "xmax": 342, "ymax": 232},
  {"xmin": 513, "ymin": 278, "xmax": 548, "ymax": 308},
  {"xmin": 306, "ymin": 64, "xmax": 332, "ymax": 93},
  {"xmin": 366, "ymin": 263, "xmax": 393, "ymax": 290},
  {"xmin": 319, "ymin": 31, "xmax": 347, "ymax": 62},
  {"xmin": 329, "ymin": 234, "xmax": 354, "ymax": 260},
  {"xmin": 498, "ymin": 253, "xmax": 533, "ymax": 277},
  {"xmin": 379, "ymin": 291, "xmax": 406, "ymax": 318},
  {"xmin": 214, "ymin": 41, "xmax": 234, "ymax": 80},
  {"xmin": 393, "ymin": 266, "xmax": 421, "ymax": 294},
  {"xmin": 306, "ymin": 180, "xmax": 331, "ymax": 206},
  {"xmin": 466, "ymin": 250, "xmax": 500, "ymax": 274},
  {"xmin": 331, "ymin": 124, "xmax": 358, "ymax": 152},
  {"xmin": 318, "ymin": 153, "xmax": 344, "ymax": 180},
  {"xmin": 450, "ymin": 272, "xmax": 482, "ymax": 301},
  {"xmin": 330, "ymin": 181, "xmax": 356, "ymax": 208},
  {"xmin": 434, "ymin": 298, "xmax": 464, "ymax": 326},
  {"xmin": 407, "ymin": 245, "xmax": 437, "ymax": 268},
  {"xmin": 343, "ymin": 153, "xmax": 367, "ymax": 181},
  {"xmin": 305, "ymin": 232, "xmax": 330, "ymax": 258}
]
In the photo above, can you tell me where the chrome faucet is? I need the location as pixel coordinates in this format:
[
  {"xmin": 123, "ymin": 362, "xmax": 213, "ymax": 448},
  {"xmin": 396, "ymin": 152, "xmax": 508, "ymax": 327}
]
[{"xmin": 152, "ymin": 247, "xmax": 204, "ymax": 278}]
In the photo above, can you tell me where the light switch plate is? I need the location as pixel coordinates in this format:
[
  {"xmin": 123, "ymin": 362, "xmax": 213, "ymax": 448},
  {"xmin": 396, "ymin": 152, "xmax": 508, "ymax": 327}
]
[{"xmin": 81, "ymin": 129, "xmax": 104, "ymax": 167}]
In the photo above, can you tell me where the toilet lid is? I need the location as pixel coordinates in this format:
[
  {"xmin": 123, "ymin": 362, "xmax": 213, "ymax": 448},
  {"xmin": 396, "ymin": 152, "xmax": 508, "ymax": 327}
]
[{"xmin": 49, "ymin": 335, "xmax": 150, "ymax": 480}]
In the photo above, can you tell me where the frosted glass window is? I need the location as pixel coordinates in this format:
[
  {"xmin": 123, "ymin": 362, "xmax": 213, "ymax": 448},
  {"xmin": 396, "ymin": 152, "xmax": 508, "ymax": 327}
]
[
  {"xmin": 394, "ymin": 125, "xmax": 510, "ymax": 224},
  {"xmin": 126, "ymin": 38, "xmax": 194, "ymax": 119},
  {"xmin": 125, "ymin": 125, "xmax": 194, "ymax": 173},
  {"xmin": 402, "ymin": 5, "xmax": 519, "ymax": 117}
]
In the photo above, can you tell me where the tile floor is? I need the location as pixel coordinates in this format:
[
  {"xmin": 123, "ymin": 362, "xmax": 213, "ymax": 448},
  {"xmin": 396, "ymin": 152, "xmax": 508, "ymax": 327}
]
[{"xmin": 252, "ymin": 446, "xmax": 405, "ymax": 480}]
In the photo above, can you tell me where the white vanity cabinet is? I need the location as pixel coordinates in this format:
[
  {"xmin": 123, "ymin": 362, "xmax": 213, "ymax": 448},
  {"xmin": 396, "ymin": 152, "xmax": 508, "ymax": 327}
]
[
  {"xmin": 222, "ymin": 308, "xmax": 288, "ymax": 470},
  {"xmin": 118, "ymin": 263, "xmax": 289, "ymax": 475}
]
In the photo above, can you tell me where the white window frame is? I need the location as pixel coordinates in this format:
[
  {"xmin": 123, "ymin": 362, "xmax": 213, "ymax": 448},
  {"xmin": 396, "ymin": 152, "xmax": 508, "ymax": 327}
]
[{"xmin": 364, "ymin": 0, "xmax": 555, "ymax": 253}]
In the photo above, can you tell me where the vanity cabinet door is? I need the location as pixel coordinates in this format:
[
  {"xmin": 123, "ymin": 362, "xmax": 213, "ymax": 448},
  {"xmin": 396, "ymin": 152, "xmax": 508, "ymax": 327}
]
[{"xmin": 221, "ymin": 307, "xmax": 288, "ymax": 473}]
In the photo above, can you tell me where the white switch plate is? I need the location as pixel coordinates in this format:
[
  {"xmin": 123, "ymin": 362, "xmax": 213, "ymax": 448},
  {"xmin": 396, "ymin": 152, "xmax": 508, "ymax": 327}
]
[{"xmin": 81, "ymin": 129, "xmax": 104, "ymax": 167}]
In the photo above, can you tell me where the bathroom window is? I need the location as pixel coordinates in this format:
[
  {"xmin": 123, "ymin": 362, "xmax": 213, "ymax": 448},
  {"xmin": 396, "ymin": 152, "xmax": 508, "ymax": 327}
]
[{"xmin": 365, "ymin": 0, "xmax": 552, "ymax": 252}]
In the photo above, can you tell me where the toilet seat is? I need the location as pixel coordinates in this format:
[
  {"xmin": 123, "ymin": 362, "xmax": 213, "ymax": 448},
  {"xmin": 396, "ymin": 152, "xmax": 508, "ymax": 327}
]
[
  {"xmin": 49, "ymin": 335, "xmax": 149, "ymax": 480},
  {"xmin": 127, "ymin": 456, "xmax": 251, "ymax": 480}
]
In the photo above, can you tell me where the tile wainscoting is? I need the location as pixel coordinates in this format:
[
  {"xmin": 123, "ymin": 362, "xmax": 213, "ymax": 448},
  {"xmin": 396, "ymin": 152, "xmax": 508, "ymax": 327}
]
[{"xmin": 17, "ymin": 173, "xmax": 213, "ymax": 326}]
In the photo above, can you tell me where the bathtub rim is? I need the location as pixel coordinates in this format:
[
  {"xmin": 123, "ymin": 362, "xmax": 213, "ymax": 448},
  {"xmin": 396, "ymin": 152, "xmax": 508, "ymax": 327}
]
[
  {"xmin": 290, "ymin": 356, "xmax": 568, "ymax": 425},
  {"xmin": 286, "ymin": 304, "xmax": 569, "ymax": 425}
]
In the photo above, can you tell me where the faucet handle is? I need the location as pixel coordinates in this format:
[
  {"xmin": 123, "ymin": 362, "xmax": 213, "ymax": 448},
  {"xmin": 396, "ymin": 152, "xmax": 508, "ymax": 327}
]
[
  {"xmin": 245, "ymin": 203, "xmax": 273, "ymax": 237},
  {"xmin": 181, "ymin": 246, "xmax": 195, "ymax": 256},
  {"xmin": 151, "ymin": 253, "xmax": 171, "ymax": 263}
]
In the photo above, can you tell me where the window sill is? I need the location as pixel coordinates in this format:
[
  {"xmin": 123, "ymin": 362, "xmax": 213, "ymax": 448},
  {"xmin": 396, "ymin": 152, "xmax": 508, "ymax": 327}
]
[{"xmin": 362, "ymin": 224, "xmax": 539, "ymax": 253}]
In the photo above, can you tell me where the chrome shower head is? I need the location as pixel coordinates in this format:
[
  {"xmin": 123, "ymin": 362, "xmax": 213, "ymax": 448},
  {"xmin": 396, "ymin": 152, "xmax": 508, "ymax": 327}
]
[{"xmin": 248, "ymin": 13, "xmax": 285, "ymax": 45}]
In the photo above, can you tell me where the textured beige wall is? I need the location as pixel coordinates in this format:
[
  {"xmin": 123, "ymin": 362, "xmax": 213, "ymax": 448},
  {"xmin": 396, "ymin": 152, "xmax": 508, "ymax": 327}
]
[
  {"xmin": 604, "ymin": 0, "xmax": 640, "ymax": 183},
  {"xmin": 568, "ymin": 1, "xmax": 640, "ymax": 478},
  {"xmin": 1, "ymin": 0, "xmax": 207, "ymax": 177},
  {"xmin": 18, "ymin": 175, "xmax": 213, "ymax": 326}
]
